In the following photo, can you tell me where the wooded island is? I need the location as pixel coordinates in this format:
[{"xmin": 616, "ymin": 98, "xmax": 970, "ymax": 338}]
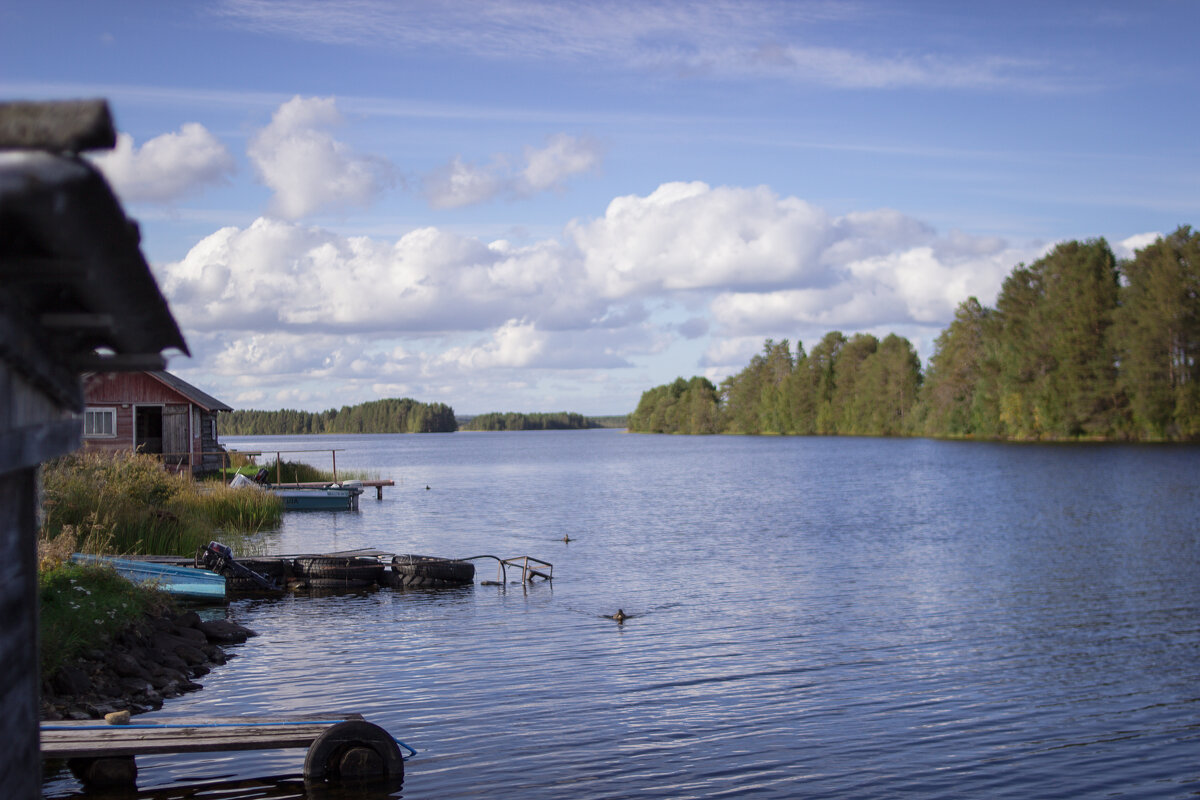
[{"xmin": 630, "ymin": 227, "xmax": 1200, "ymax": 441}]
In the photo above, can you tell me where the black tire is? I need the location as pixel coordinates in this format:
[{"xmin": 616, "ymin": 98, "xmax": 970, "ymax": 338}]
[
  {"xmin": 389, "ymin": 554, "xmax": 474, "ymax": 589},
  {"xmin": 293, "ymin": 556, "xmax": 385, "ymax": 585},
  {"xmin": 222, "ymin": 558, "xmax": 288, "ymax": 593},
  {"xmin": 303, "ymin": 720, "xmax": 405, "ymax": 780}
]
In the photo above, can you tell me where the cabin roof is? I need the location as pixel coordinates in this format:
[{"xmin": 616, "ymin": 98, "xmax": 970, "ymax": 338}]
[{"xmin": 148, "ymin": 371, "xmax": 232, "ymax": 413}]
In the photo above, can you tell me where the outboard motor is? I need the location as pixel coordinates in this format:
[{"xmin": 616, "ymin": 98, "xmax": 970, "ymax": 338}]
[{"xmin": 200, "ymin": 540, "xmax": 279, "ymax": 591}]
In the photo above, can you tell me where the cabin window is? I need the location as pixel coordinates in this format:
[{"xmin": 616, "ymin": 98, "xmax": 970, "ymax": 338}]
[{"xmin": 83, "ymin": 408, "xmax": 116, "ymax": 438}]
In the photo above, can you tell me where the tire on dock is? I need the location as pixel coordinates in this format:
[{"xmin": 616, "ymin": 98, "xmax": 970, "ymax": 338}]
[
  {"xmin": 293, "ymin": 556, "xmax": 385, "ymax": 588},
  {"xmin": 222, "ymin": 558, "xmax": 288, "ymax": 593},
  {"xmin": 303, "ymin": 720, "xmax": 405, "ymax": 781},
  {"xmin": 389, "ymin": 554, "xmax": 474, "ymax": 589}
]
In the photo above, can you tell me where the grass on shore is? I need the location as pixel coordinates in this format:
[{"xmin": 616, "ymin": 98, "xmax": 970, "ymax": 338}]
[
  {"xmin": 218, "ymin": 456, "xmax": 378, "ymax": 485},
  {"xmin": 37, "ymin": 557, "xmax": 173, "ymax": 678},
  {"xmin": 40, "ymin": 450, "xmax": 282, "ymax": 557}
]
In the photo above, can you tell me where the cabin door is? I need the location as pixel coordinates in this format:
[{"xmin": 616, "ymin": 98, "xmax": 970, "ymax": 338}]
[
  {"xmin": 134, "ymin": 406, "xmax": 163, "ymax": 455},
  {"xmin": 162, "ymin": 405, "xmax": 190, "ymax": 468}
]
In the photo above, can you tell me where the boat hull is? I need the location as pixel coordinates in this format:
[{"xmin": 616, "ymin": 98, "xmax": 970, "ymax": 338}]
[
  {"xmin": 70, "ymin": 555, "xmax": 227, "ymax": 603},
  {"xmin": 272, "ymin": 486, "xmax": 361, "ymax": 511}
]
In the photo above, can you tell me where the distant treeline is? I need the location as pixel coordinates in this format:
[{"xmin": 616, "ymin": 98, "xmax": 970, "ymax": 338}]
[
  {"xmin": 460, "ymin": 412, "xmax": 600, "ymax": 431},
  {"xmin": 589, "ymin": 415, "xmax": 630, "ymax": 428},
  {"xmin": 630, "ymin": 226, "xmax": 1200, "ymax": 441},
  {"xmin": 221, "ymin": 398, "xmax": 457, "ymax": 435}
]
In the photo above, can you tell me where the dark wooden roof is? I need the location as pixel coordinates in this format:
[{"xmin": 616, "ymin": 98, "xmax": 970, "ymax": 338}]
[
  {"xmin": 149, "ymin": 371, "xmax": 232, "ymax": 412},
  {"xmin": 0, "ymin": 100, "xmax": 188, "ymax": 412}
]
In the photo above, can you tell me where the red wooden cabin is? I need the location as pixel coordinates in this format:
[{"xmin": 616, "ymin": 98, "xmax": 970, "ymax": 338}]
[{"xmin": 82, "ymin": 371, "xmax": 232, "ymax": 474}]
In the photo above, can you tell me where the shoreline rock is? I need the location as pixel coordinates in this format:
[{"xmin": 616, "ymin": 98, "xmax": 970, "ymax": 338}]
[{"xmin": 40, "ymin": 610, "xmax": 255, "ymax": 721}]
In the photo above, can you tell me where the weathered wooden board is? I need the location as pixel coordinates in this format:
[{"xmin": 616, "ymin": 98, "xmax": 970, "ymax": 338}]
[{"xmin": 41, "ymin": 714, "xmax": 363, "ymax": 759}]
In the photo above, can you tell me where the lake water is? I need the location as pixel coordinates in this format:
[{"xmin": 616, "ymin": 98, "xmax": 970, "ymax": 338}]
[{"xmin": 43, "ymin": 431, "xmax": 1200, "ymax": 798}]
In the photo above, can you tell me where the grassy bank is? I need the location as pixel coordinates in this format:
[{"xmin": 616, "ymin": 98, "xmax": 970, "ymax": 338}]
[
  {"xmin": 37, "ymin": 557, "xmax": 171, "ymax": 677},
  {"xmin": 220, "ymin": 456, "xmax": 378, "ymax": 485},
  {"xmin": 40, "ymin": 451, "xmax": 282, "ymax": 557}
]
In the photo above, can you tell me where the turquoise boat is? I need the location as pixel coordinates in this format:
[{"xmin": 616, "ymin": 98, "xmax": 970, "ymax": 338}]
[
  {"xmin": 271, "ymin": 485, "xmax": 363, "ymax": 511},
  {"xmin": 70, "ymin": 555, "xmax": 227, "ymax": 603}
]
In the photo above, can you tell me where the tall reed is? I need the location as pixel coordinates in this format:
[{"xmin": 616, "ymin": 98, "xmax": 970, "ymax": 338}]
[{"xmin": 39, "ymin": 451, "xmax": 282, "ymax": 556}]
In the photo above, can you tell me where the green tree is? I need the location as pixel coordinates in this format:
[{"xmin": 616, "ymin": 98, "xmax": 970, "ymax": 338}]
[{"xmin": 1115, "ymin": 226, "xmax": 1200, "ymax": 438}]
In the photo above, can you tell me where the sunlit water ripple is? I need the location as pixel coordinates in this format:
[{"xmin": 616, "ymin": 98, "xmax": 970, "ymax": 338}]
[{"xmin": 43, "ymin": 432, "xmax": 1200, "ymax": 798}]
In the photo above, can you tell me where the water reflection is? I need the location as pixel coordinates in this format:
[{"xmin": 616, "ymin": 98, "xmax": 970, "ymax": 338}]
[{"xmin": 43, "ymin": 433, "xmax": 1200, "ymax": 799}]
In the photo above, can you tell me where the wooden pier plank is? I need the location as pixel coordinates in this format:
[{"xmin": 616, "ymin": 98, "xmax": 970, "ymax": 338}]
[{"xmin": 41, "ymin": 714, "xmax": 363, "ymax": 759}]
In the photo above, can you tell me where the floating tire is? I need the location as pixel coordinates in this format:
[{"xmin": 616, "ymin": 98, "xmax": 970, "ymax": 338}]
[
  {"xmin": 222, "ymin": 558, "xmax": 288, "ymax": 593},
  {"xmin": 303, "ymin": 720, "xmax": 405, "ymax": 781},
  {"xmin": 293, "ymin": 556, "xmax": 385, "ymax": 588},
  {"xmin": 389, "ymin": 554, "xmax": 474, "ymax": 589}
]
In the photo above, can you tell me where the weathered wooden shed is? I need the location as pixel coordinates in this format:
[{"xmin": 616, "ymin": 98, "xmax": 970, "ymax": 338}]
[
  {"xmin": 83, "ymin": 371, "xmax": 232, "ymax": 473},
  {"xmin": 0, "ymin": 100, "xmax": 187, "ymax": 799}
]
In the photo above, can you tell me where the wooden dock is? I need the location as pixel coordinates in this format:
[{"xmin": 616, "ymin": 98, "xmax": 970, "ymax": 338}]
[
  {"xmin": 41, "ymin": 713, "xmax": 407, "ymax": 789},
  {"xmin": 273, "ymin": 479, "xmax": 395, "ymax": 500}
]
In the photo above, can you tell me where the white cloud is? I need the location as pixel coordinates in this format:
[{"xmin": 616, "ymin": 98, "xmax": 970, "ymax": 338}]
[
  {"xmin": 90, "ymin": 123, "xmax": 234, "ymax": 202},
  {"xmin": 434, "ymin": 319, "xmax": 547, "ymax": 370},
  {"xmin": 159, "ymin": 216, "xmax": 602, "ymax": 335},
  {"xmin": 1114, "ymin": 231, "xmax": 1161, "ymax": 259},
  {"xmin": 162, "ymin": 180, "xmax": 1039, "ymax": 412},
  {"xmin": 569, "ymin": 182, "xmax": 834, "ymax": 297},
  {"xmin": 519, "ymin": 134, "xmax": 602, "ymax": 192},
  {"xmin": 423, "ymin": 134, "xmax": 602, "ymax": 208},
  {"xmin": 424, "ymin": 156, "xmax": 505, "ymax": 209},
  {"xmin": 248, "ymin": 95, "xmax": 393, "ymax": 218}
]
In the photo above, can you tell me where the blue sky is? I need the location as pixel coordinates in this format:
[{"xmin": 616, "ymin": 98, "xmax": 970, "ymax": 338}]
[{"xmin": 3, "ymin": 1, "xmax": 1197, "ymax": 414}]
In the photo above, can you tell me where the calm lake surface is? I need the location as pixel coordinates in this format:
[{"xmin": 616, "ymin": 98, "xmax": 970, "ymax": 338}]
[{"xmin": 44, "ymin": 431, "xmax": 1200, "ymax": 799}]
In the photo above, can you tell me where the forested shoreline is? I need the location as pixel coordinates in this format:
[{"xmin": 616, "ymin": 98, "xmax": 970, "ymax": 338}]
[
  {"xmin": 222, "ymin": 398, "xmax": 458, "ymax": 435},
  {"xmin": 460, "ymin": 412, "xmax": 599, "ymax": 431},
  {"xmin": 630, "ymin": 227, "xmax": 1200, "ymax": 441},
  {"xmin": 221, "ymin": 401, "xmax": 619, "ymax": 435}
]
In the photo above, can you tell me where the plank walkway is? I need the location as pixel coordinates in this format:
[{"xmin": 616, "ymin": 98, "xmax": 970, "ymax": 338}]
[
  {"xmin": 40, "ymin": 713, "xmax": 363, "ymax": 758},
  {"xmin": 272, "ymin": 479, "xmax": 395, "ymax": 499}
]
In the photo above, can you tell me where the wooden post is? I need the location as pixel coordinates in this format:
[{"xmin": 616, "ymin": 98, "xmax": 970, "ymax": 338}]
[{"xmin": 276, "ymin": 452, "xmax": 281, "ymax": 485}]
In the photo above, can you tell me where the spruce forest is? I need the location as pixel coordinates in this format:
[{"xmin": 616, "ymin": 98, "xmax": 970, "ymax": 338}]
[
  {"xmin": 221, "ymin": 398, "xmax": 458, "ymax": 435},
  {"xmin": 629, "ymin": 227, "xmax": 1200, "ymax": 441},
  {"xmin": 460, "ymin": 412, "xmax": 600, "ymax": 431}
]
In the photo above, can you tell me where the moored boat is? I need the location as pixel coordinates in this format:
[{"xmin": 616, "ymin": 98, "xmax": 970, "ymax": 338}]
[
  {"xmin": 70, "ymin": 554, "xmax": 226, "ymax": 603},
  {"xmin": 230, "ymin": 471, "xmax": 363, "ymax": 510},
  {"xmin": 271, "ymin": 484, "xmax": 363, "ymax": 511}
]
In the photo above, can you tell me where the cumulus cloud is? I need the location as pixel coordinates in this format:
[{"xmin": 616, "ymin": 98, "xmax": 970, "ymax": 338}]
[
  {"xmin": 423, "ymin": 156, "xmax": 506, "ymax": 209},
  {"xmin": 1113, "ymin": 231, "xmax": 1162, "ymax": 259},
  {"xmin": 567, "ymin": 181, "xmax": 1030, "ymax": 333},
  {"xmin": 520, "ymin": 134, "xmax": 603, "ymax": 193},
  {"xmin": 569, "ymin": 182, "xmax": 834, "ymax": 297},
  {"xmin": 163, "ymin": 180, "xmax": 1030, "ymax": 345},
  {"xmin": 159, "ymin": 216, "xmax": 603, "ymax": 335},
  {"xmin": 423, "ymin": 134, "xmax": 602, "ymax": 208},
  {"xmin": 90, "ymin": 123, "xmax": 234, "ymax": 202},
  {"xmin": 161, "ymin": 180, "xmax": 1039, "ymax": 410},
  {"xmin": 248, "ymin": 95, "xmax": 393, "ymax": 218}
]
